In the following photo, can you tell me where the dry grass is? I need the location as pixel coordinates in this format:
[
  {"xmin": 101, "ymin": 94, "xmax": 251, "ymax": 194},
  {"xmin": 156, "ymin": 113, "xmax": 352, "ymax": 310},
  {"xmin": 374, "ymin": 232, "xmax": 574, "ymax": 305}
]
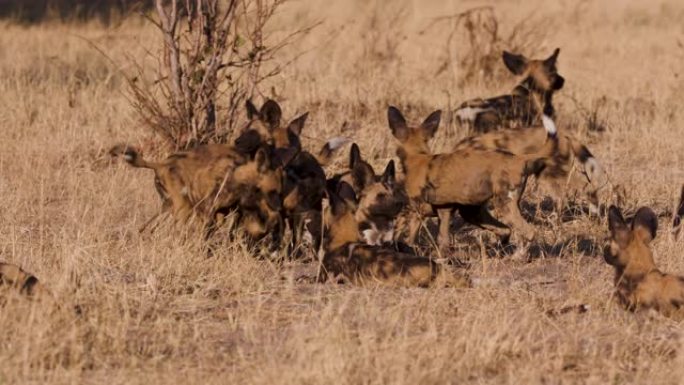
[{"xmin": 2, "ymin": 0, "xmax": 684, "ymax": 383}]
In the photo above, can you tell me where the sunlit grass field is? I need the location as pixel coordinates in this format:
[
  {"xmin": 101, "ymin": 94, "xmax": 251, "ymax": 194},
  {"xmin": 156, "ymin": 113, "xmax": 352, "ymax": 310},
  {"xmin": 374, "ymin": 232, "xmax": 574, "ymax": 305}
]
[{"xmin": 1, "ymin": 0, "xmax": 684, "ymax": 383}]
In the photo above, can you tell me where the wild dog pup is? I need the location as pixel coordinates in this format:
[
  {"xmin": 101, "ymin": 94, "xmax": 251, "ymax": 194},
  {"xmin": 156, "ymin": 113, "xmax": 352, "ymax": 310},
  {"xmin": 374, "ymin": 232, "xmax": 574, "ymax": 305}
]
[
  {"xmin": 389, "ymin": 106, "xmax": 556, "ymax": 251},
  {"xmin": 252, "ymin": 100, "xmax": 349, "ymax": 258},
  {"xmin": 0, "ymin": 262, "xmax": 50, "ymax": 301},
  {"xmin": 210, "ymin": 146, "xmax": 287, "ymax": 250},
  {"xmin": 111, "ymin": 99, "xmax": 344, "ymax": 255},
  {"xmin": 244, "ymin": 99, "xmax": 347, "ymax": 167},
  {"xmin": 455, "ymin": 48, "xmax": 565, "ymax": 132},
  {"xmin": 327, "ymin": 143, "xmax": 376, "ymax": 194},
  {"xmin": 606, "ymin": 205, "xmax": 684, "ymax": 318},
  {"xmin": 110, "ymin": 142, "xmax": 248, "ymax": 226},
  {"xmin": 327, "ymin": 143, "xmax": 408, "ymax": 246},
  {"xmin": 453, "ymin": 116, "xmax": 607, "ymax": 214},
  {"xmin": 322, "ymin": 182, "xmax": 469, "ymax": 287},
  {"xmin": 353, "ymin": 160, "xmax": 407, "ymax": 246},
  {"xmin": 109, "ymin": 99, "xmax": 304, "ymax": 231}
]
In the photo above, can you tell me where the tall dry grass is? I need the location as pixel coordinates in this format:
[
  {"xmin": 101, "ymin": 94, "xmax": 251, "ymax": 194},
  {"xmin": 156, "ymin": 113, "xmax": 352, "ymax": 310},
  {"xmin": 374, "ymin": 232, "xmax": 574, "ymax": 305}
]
[{"xmin": 1, "ymin": 0, "xmax": 684, "ymax": 383}]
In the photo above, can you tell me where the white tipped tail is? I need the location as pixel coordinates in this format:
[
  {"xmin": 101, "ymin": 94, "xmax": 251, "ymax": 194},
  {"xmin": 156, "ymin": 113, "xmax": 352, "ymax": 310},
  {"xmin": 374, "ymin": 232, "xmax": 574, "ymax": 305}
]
[
  {"xmin": 316, "ymin": 137, "xmax": 352, "ymax": 167},
  {"xmin": 326, "ymin": 137, "xmax": 351, "ymax": 151},
  {"xmin": 541, "ymin": 114, "xmax": 557, "ymax": 138}
]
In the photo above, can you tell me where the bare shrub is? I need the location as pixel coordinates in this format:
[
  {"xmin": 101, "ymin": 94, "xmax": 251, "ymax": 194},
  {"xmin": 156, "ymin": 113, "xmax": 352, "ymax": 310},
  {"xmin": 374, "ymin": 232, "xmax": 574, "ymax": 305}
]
[
  {"xmin": 358, "ymin": 1, "xmax": 407, "ymax": 68},
  {"xmin": 127, "ymin": 0, "xmax": 315, "ymax": 150},
  {"xmin": 424, "ymin": 6, "xmax": 549, "ymax": 87}
]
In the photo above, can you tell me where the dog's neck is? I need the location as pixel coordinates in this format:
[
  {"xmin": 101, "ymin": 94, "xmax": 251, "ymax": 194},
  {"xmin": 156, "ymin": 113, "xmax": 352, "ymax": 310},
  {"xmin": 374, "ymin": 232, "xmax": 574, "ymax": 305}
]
[
  {"xmin": 396, "ymin": 147, "xmax": 432, "ymax": 199},
  {"xmin": 512, "ymin": 78, "xmax": 552, "ymax": 118},
  {"xmin": 327, "ymin": 212, "xmax": 360, "ymax": 251},
  {"xmin": 614, "ymin": 248, "xmax": 659, "ymax": 285}
]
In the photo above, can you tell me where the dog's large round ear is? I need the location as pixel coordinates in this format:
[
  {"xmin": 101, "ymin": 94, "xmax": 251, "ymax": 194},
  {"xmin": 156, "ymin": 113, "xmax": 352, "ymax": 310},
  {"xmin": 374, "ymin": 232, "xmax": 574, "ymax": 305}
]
[
  {"xmin": 544, "ymin": 48, "xmax": 561, "ymax": 67},
  {"xmin": 287, "ymin": 112, "xmax": 309, "ymax": 136},
  {"xmin": 265, "ymin": 191, "xmax": 282, "ymax": 212},
  {"xmin": 260, "ymin": 99, "xmax": 282, "ymax": 129},
  {"xmin": 352, "ymin": 161, "xmax": 375, "ymax": 193},
  {"xmin": 388, "ymin": 106, "xmax": 409, "ymax": 141},
  {"xmin": 21, "ymin": 275, "xmax": 40, "ymax": 296},
  {"xmin": 273, "ymin": 147, "xmax": 299, "ymax": 167},
  {"xmin": 255, "ymin": 147, "xmax": 272, "ymax": 173},
  {"xmin": 327, "ymin": 182, "xmax": 355, "ymax": 217},
  {"xmin": 502, "ymin": 51, "xmax": 528, "ymax": 75},
  {"xmin": 337, "ymin": 181, "xmax": 357, "ymax": 205},
  {"xmin": 632, "ymin": 206, "xmax": 658, "ymax": 244},
  {"xmin": 421, "ymin": 110, "xmax": 441, "ymax": 139},
  {"xmin": 349, "ymin": 143, "xmax": 362, "ymax": 168},
  {"xmin": 234, "ymin": 129, "xmax": 263, "ymax": 155},
  {"xmin": 381, "ymin": 159, "xmax": 396, "ymax": 187},
  {"xmin": 246, "ymin": 99, "xmax": 259, "ymax": 120},
  {"xmin": 608, "ymin": 205, "xmax": 629, "ymax": 242}
]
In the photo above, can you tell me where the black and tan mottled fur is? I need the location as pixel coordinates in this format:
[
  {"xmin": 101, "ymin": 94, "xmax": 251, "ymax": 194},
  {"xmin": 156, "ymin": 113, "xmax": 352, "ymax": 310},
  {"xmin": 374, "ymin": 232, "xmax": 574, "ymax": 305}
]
[
  {"xmin": 389, "ymin": 106, "xmax": 557, "ymax": 251},
  {"xmin": 110, "ymin": 142, "xmax": 249, "ymax": 225},
  {"xmin": 453, "ymin": 122, "xmax": 607, "ymax": 213},
  {"xmin": 321, "ymin": 182, "xmax": 468, "ymax": 287},
  {"xmin": 244, "ymin": 99, "xmax": 349, "ymax": 257},
  {"xmin": 328, "ymin": 144, "xmax": 408, "ymax": 246},
  {"xmin": 455, "ymin": 48, "xmax": 565, "ymax": 133},
  {"xmin": 606, "ymin": 205, "xmax": 684, "ymax": 318}
]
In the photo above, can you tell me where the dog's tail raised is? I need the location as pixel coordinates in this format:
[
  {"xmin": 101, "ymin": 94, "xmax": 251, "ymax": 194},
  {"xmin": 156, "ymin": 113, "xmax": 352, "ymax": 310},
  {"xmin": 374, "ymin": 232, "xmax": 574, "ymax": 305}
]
[
  {"xmin": 538, "ymin": 114, "xmax": 560, "ymax": 157},
  {"xmin": 109, "ymin": 144, "xmax": 161, "ymax": 170},
  {"xmin": 315, "ymin": 137, "xmax": 351, "ymax": 167}
]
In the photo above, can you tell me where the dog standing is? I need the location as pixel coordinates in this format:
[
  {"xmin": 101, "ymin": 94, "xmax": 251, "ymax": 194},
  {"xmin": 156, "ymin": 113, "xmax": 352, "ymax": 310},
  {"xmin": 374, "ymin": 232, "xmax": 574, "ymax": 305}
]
[
  {"xmin": 452, "ymin": 118, "xmax": 608, "ymax": 215},
  {"xmin": 389, "ymin": 106, "xmax": 557, "ymax": 252}
]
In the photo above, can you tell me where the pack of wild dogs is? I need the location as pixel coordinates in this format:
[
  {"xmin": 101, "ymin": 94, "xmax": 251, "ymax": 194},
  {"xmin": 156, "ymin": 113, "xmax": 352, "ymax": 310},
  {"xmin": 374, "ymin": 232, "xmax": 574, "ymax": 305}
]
[{"xmin": 4, "ymin": 48, "xmax": 684, "ymax": 319}]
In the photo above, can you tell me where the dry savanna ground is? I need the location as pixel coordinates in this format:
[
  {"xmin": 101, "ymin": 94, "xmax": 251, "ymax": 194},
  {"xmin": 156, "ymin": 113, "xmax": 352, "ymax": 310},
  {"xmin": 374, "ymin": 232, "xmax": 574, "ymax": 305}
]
[{"xmin": 1, "ymin": 0, "xmax": 684, "ymax": 383}]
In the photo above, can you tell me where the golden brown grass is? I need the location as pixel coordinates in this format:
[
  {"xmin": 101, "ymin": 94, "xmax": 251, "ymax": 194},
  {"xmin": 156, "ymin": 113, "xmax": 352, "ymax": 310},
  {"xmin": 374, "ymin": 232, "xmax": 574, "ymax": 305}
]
[{"xmin": 2, "ymin": 0, "xmax": 684, "ymax": 383}]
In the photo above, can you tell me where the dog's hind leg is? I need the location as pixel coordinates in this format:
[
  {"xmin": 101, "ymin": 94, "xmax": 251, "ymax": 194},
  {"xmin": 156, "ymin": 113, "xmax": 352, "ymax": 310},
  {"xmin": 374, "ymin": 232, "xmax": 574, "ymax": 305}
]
[
  {"xmin": 437, "ymin": 208, "xmax": 454, "ymax": 252},
  {"xmin": 495, "ymin": 189, "xmax": 537, "ymax": 247},
  {"xmin": 458, "ymin": 204, "xmax": 512, "ymax": 245}
]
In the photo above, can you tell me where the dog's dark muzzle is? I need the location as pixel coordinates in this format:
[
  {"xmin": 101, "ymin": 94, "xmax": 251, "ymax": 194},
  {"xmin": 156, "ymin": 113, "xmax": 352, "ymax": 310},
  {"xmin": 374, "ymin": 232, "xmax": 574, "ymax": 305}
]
[{"xmin": 552, "ymin": 75, "xmax": 565, "ymax": 90}]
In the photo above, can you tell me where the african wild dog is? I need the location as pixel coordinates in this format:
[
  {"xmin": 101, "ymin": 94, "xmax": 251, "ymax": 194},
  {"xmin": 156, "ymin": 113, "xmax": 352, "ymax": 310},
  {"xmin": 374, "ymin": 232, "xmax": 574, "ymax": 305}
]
[
  {"xmin": 108, "ymin": 99, "xmax": 280, "ymax": 233},
  {"xmin": 353, "ymin": 160, "xmax": 407, "ymax": 247},
  {"xmin": 328, "ymin": 143, "xmax": 408, "ymax": 246},
  {"xmin": 221, "ymin": 147, "xmax": 288, "ymax": 250},
  {"xmin": 111, "ymin": 142, "xmax": 287, "ymax": 248},
  {"xmin": 321, "ymin": 182, "xmax": 469, "ymax": 287},
  {"xmin": 250, "ymin": 115, "xmax": 349, "ymax": 253},
  {"xmin": 110, "ymin": 99, "xmax": 344, "ymax": 253},
  {"xmin": 606, "ymin": 205, "xmax": 684, "ymax": 318},
  {"xmin": 0, "ymin": 262, "xmax": 51, "ymax": 301},
  {"xmin": 244, "ymin": 99, "xmax": 347, "ymax": 167},
  {"xmin": 455, "ymin": 48, "xmax": 564, "ymax": 133},
  {"xmin": 388, "ymin": 106, "xmax": 558, "ymax": 252},
  {"xmin": 249, "ymin": 100, "xmax": 349, "ymax": 258},
  {"xmin": 110, "ymin": 141, "xmax": 249, "ymax": 226},
  {"xmin": 452, "ymin": 117, "xmax": 608, "ymax": 215},
  {"xmin": 326, "ymin": 143, "xmax": 375, "ymax": 194}
]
